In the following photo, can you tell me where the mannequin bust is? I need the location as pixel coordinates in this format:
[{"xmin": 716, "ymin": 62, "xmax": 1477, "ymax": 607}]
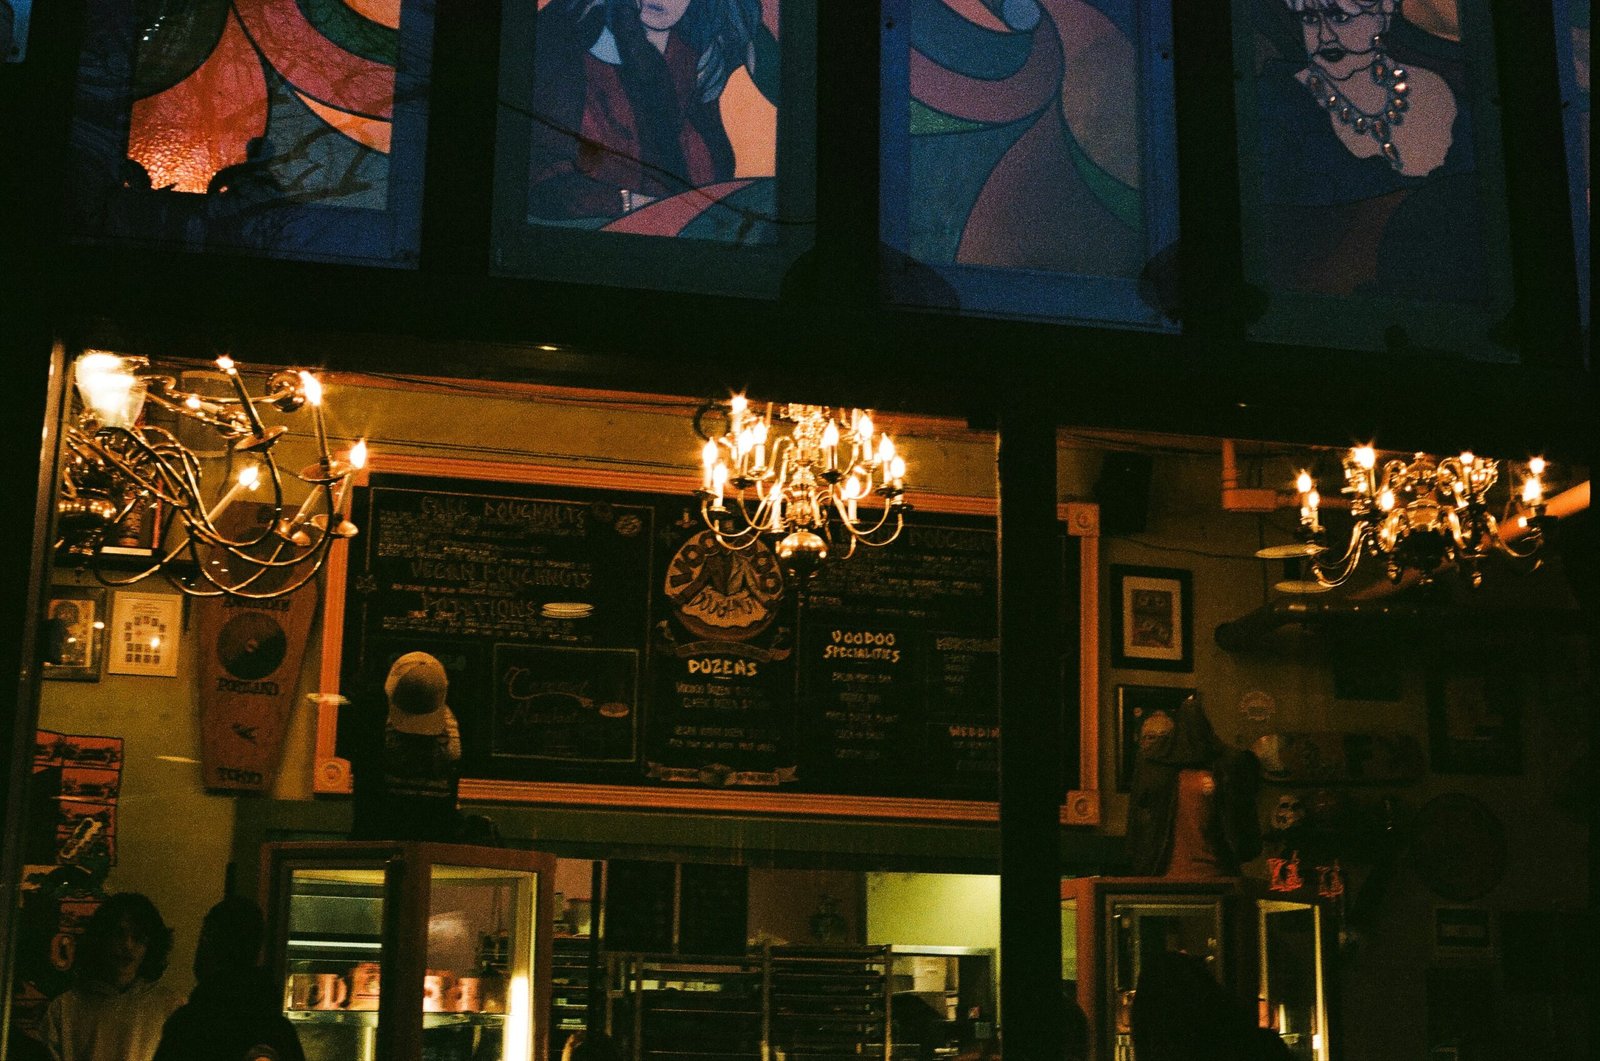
[{"xmin": 1127, "ymin": 694, "xmax": 1262, "ymax": 877}]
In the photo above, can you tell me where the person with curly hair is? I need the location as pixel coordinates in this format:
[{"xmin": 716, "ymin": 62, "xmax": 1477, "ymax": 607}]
[{"xmin": 43, "ymin": 893, "xmax": 184, "ymax": 1061}]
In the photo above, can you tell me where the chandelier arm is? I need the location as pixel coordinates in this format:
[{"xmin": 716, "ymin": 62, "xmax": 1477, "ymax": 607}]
[
  {"xmin": 139, "ymin": 378, "xmax": 251, "ymax": 437},
  {"xmin": 838, "ymin": 512, "xmax": 906, "ymax": 550},
  {"xmin": 698, "ymin": 500, "xmax": 766, "ymax": 551},
  {"xmin": 69, "ymin": 429, "xmax": 198, "ymax": 514},
  {"xmin": 1309, "ymin": 522, "xmax": 1366, "ymax": 587},
  {"xmin": 837, "ymin": 501, "xmax": 902, "ymax": 540}
]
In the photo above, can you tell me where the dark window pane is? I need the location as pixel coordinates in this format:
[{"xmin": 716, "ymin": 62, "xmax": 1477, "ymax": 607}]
[
  {"xmin": 880, "ymin": 0, "xmax": 1179, "ymax": 328},
  {"xmin": 1554, "ymin": 0, "xmax": 1589, "ymax": 330},
  {"xmin": 69, "ymin": 0, "xmax": 435, "ymax": 266}
]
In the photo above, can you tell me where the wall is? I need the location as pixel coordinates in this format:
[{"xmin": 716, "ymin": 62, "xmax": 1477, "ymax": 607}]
[{"xmin": 864, "ymin": 872, "xmax": 999, "ymax": 953}]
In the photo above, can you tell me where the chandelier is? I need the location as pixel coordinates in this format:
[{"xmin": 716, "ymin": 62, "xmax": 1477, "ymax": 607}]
[
  {"xmin": 695, "ymin": 397, "xmax": 910, "ymax": 578},
  {"xmin": 56, "ymin": 351, "xmax": 367, "ymax": 599},
  {"xmin": 1257, "ymin": 445, "xmax": 1552, "ymax": 591}
]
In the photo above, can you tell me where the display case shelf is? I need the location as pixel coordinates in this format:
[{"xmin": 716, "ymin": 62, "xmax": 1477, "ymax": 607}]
[{"xmin": 262, "ymin": 841, "xmax": 555, "ymax": 1061}]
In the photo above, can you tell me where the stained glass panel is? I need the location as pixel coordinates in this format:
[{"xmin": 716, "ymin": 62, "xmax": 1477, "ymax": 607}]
[
  {"xmin": 70, "ymin": 0, "xmax": 434, "ymax": 265},
  {"xmin": 493, "ymin": 0, "xmax": 809, "ymax": 294},
  {"xmin": 879, "ymin": 0, "xmax": 1179, "ymax": 327},
  {"xmin": 1234, "ymin": 0, "xmax": 1513, "ymax": 356}
]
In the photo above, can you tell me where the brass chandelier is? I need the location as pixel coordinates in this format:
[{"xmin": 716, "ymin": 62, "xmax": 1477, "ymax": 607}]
[
  {"xmin": 1257, "ymin": 445, "xmax": 1552, "ymax": 591},
  {"xmin": 56, "ymin": 351, "xmax": 366, "ymax": 599},
  {"xmin": 695, "ymin": 397, "xmax": 910, "ymax": 578}
]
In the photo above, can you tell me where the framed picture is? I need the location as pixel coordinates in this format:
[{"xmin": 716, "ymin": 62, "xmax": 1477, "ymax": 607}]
[
  {"xmin": 1426, "ymin": 665, "xmax": 1522, "ymax": 775},
  {"xmin": 41, "ymin": 586, "xmax": 108, "ymax": 681},
  {"xmin": 1114, "ymin": 685, "xmax": 1196, "ymax": 791},
  {"xmin": 1110, "ymin": 565, "xmax": 1193, "ymax": 672},
  {"xmin": 107, "ymin": 592, "xmax": 183, "ymax": 677}
]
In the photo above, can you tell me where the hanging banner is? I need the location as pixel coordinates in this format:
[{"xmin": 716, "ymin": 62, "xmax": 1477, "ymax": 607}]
[{"xmin": 195, "ymin": 503, "xmax": 320, "ymax": 791}]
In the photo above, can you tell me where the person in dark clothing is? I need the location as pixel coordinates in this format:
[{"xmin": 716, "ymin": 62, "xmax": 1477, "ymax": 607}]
[
  {"xmin": 1131, "ymin": 950, "xmax": 1288, "ymax": 1061},
  {"xmin": 151, "ymin": 897, "xmax": 304, "ymax": 1061},
  {"xmin": 562, "ymin": 1031, "xmax": 624, "ymax": 1061},
  {"xmin": 349, "ymin": 651, "xmax": 463, "ymax": 842},
  {"xmin": 1127, "ymin": 693, "xmax": 1262, "ymax": 877}
]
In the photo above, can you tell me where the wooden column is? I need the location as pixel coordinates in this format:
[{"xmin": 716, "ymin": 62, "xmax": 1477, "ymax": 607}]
[{"xmin": 997, "ymin": 398, "xmax": 1064, "ymax": 1056}]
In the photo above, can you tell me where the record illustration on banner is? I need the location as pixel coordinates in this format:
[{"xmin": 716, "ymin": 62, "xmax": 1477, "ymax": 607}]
[{"xmin": 217, "ymin": 611, "xmax": 288, "ymax": 681}]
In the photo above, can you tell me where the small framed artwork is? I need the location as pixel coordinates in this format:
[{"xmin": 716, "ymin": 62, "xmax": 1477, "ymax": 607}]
[
  {"xmin": 1114, "ymin": 685, "xmax": 1196, "ymax": 791},
  {"xmin": 1426, "ymin": 665, "xmax": 1522, "ymax": 775},
  {"xmin": 107, "ymin": 593, "xmax": 183, "ymax": 677},
  {"xmin": 1110, "ymin": 564, "xmax": 1193, "ymax": 672},
  {"xmin": 41, "ymin": 586, "xmax": 108, "ymax": 681}
]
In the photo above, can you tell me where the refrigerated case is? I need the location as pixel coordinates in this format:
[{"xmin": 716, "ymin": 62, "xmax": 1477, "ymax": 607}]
[
  {"xmin": 1059, "ymin": 877, "xmax": 1333, "ymax": 1061},
  {"xmin": 1256, "ymin": 898, "xmax": 1331, "ymax": 1061},
  {"xmin": 1060, "ymin": 878, "xmax": 1239, "ymax": 1061},
  {"xmin": 261, "ymin": 841, "xmax": 555, "ymax": 1061}
]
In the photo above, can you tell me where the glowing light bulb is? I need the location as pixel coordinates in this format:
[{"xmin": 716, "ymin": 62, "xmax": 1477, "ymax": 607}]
[
  {"xmin": 1378, "ymin": 489, "xmax": 1395, "ymax": 512},
  {"xmin": 1528, "ymin": 456, "xmax": 1546, "ymax": 475},
  {"xmin": 1354, "ymin": 445, "xmax": 1376, "ymax": 470},
  {"xmin": 1296, "ymin": 471, "xmax": 1313, "ymax": 495}
]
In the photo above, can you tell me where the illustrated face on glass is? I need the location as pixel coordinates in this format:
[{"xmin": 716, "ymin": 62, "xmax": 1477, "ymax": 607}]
[
  {"xmin": 639, "ymin": 0, "xmax": 693, "ymax": 32},
  {"xmin": 1289, "ymin": 0, "xmax": 1394, "ymax": 80}
]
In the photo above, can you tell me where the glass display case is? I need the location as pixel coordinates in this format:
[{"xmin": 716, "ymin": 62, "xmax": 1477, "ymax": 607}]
[
  {"xmin": 1059, "ymin": 878, "xmax": 1240, "ymax": 1061},
  {"xmin": 261, "ymin": 841, "xmax": 555, "ymax": 1061},
  {"xmin": 1256, "ymin": 899, "xmax": 1330, "ymax": 1061}
]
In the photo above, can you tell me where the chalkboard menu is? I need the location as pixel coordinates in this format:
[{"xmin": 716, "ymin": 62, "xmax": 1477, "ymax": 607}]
[{"xmin": 335, "ymin": 471, "xmax": 1076, "ymax": 802}]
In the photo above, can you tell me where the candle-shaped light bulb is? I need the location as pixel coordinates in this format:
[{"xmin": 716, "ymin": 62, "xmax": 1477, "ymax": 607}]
[
  {"xmin": 1353, "ymin": 445, "xmax": 1376, "ymax": 470},
  {"xmin": 842, "ymin": 476, "xmax": 862, "ymax": 523},
  {"xmin": 1460, "ymin": 451, "xmax": 1475, "ymax": 466},
  {"xmin": 856, "ymin": 413, "xmax": 874, "ymax": 446},
  {"xmin": 299, "ymin": 371, "xmax": 331, "ymax": 467},
  {"xmin": 711, "ymin": 461, "xmax": 728, "ymax": 507},
  {"xmin": 821, "ymin": 420, "xmax": 840, "ymax": 472},
  {"xmin": 1528, "ymin": 456, "xmax": 1546, "ymax": 476},
  {"xmin": 889, "ymin": 455, "xmax": 906, "ymax": 491},
  {"xmin": 349, "ymin": 438, "xmax": 368, "ymax": 469},
  {"xmin": 205, "ymin": 463, "xmax": 260, "ymax": 524},
  {"xmin": 753, "ymin": 420, "xmax": 768, "ymax": 470},
  {"xmin": 216, "ymin": 355, "xmax": 267, "ymax": 437},
  {"xmin": 1378, "ymin": 489, "xmax": 1395, "ymax": 512},
  {"xmin": 701, "ymin": 440, "xmax": 719, "ymax": 490},
  {"xmin": 1295, "ymin": 470, "xmax": 1313, "ymax": 495}
]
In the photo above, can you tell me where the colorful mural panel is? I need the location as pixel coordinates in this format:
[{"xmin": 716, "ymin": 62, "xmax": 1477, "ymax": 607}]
[
  {"xmin": 881, "ymin": 0, "xmax": 1178, "ymax": 326},
  {"xmin": 523, "ymin": 0, "xmax": 782, "ymax": 243},
  {"xmin": 1244, "ymin": 0, "xmax": 1489, "ymax": 303},
  {"xmin": 70, "ymin": 0, "xmax": 433, "ymax": 264}
]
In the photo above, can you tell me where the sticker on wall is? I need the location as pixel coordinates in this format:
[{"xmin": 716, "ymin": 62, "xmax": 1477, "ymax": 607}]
[
  {"xmin": 1239, "ymin": 690, "xmax": 1276, "ymax": 723},
  {"xmin": 107, "ymin": 592, "xmax": 182, "ymax": 677}
]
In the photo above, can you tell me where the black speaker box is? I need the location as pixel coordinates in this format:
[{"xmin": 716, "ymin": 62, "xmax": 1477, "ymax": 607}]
[{"xmin": 1094, "ymin": 453, "xmax": 1154, "ymax": 535}]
